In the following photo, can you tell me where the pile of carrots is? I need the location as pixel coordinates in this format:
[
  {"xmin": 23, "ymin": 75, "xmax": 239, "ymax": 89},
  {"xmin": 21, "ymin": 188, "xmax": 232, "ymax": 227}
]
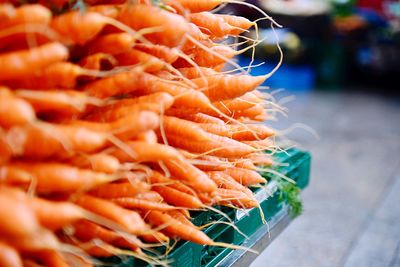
[{"xmin": 0, "ymin": 0, "xmax": 283, "ymax": 266}]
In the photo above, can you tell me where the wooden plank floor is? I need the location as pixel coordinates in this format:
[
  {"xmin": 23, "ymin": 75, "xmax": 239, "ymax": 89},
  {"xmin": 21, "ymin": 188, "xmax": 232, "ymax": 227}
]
[{"xmin": 251, "ymin": 91, "xmax": 400, "ymax": 267}]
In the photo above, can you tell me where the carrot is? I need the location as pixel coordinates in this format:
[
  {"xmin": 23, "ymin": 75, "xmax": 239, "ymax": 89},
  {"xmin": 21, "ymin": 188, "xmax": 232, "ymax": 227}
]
[
  {"xmin": 4, "ymin": 122, "xmax": 109, "ymax": 159},
  {"xmin": 3, "ymin": 228, "xmax": 60, "ymax": 252},
  {"xmin": 167, "ymin": 210, "xmax": 193, "ymax": 226},
  {"xmin": 174, "ymin": 44, "xmax": 236, "ymax": 68},
  {"xmin": 73, "ymin": 194, "xmax": 148, "ymax": 235},
  {"xmin": 189, "ymin": 12, "xmax": 235, "ymax": 38},
  {"xmin": 0, "ymin": 42, "xmax": 68, "ymax": 81},
  {"xmin": 165, "ymin": 0, "xmax": 222, "ymax": 12},
  {"xmin": 1, "ymin": 162, "xmax": 115, "ymax": 193},
  {"xmin": 207, "ymin": 171, "xmax": 253, "ymax": 197},
  {"xmin": 87, "ymin": 4, "xmax": 121, "ymax": 19},
  {"xmin": 0, "ymin": 4, "xmax": 14, "ymax": 22},
  {"xmin": 160, "ymin": 116, "xmax": 211, "ymax": 142},
  {"xmin": 212, "ymin": 92, "xmax": 263, "ymax": 114},
  {"xmin": 51, "ymin": 11, "xmax": 132, "ymax": 45},
  {"xmin": 0, "ymin": 88, "xmax": 36, "ymax": 129},
  {"xmin": 191, "ymin": 74, "xmax": 267, "ymax": 101},
  {"xmin": 244, "ymin": 153, "xmax": 273, "ymax": 166},
  {"xmin": 234, "ymin": 104, "xmax": 267, "ymax": 121},
  {"xmin": 65, "ymin": 153, "xmax": 121, "ymax": 173},
  {"xmin": 111, "ymin": 198, "xmax": 177, "ymax": 211},
  {"xmin": 31, "ymin": 198, "xmax": 87, "ymax": 230},
  {"xmin": 136, "ymin": 130, "xmax": 158, "ymax": 144},
  {"xmin": 118, "ymin": 4, "xmax": 189, "ymax": 47},
  {"xmin": 223, "ymin": 167, "xmax": 266, "ymax": 186},
  {"xmin": 79, "ymin": 53, "xmax": 117, "ymax": 71},
  {"xmin": 108, "ymin": 141, "xmax": 184, "ymax": 163},
  {"xmin": 134, "ymin": 191, "xmax": 164, "ymax": 203},
  {"xmin": 217, "ymin": 14, "xmax": 253, "ymax": 35},
  {"xmin": 114, "ymin": 49, "xmax": 167, "ymax": 72},
  {"xmin": 144, "ymin": 211, "xmax": 212, "ymax": 245},
  {"xmin": 198, "ymin": 123, "xmax": 275, "ymax": 141},
  {"xmin": 166, "ymin": 110, "xmax": 226, "ymax": 125},
  {"xmin": 152, "ymin": 186, "xmax": 203, "ymax": 209},
  {"xmin": 70, "ymin": 111, "xmax": 160, "ymax": 140},
  {"xmin": 0, "ymin": 241, "xmax": 23, "ymax": 267},
  {"xmin": 15, "ymin": 90, "xmax": 101, "ymax": 115},
  {"xmin": 164, "ymin": 159, "xmax": 217, "ymax": 193},
  {"xmin": 178, "ymin": 66, "xmax": 219, "ymax": 79},
  {"xmin": 0, "ymin": 187, "xmax": 41, "ymax": 238},
  {"xmin": 0, "ymin": 4, "xmax": 51, "ymax": 30},
  {"xmin": 242, "ymin": 138, "xmax": 272, "ymax": 149},
  {"xmin": 83, "ymin": 69, "xmax": 141, "ymax": 98},
  {"xmin": 134, "ymin": 43, "xmax": 179, "ymax": 64},
  {"xmin": 5, "ymin": 62, "xmax": 112, "ymax": 89},
  {"xmin": 89, "ymin": 92, "xmax": 174, "ymax": 115},
  {"xmin": 215, "ymin": 188, "xmax": 258, "ymax": 208},
  {"xmin": 149, "ymin": 171, "xmax": 197, "ymax": 196},
  {"xmin": 86, "ymin": 33, "xmax": 136, "ymax": 55},
  {"xmin": 72, "ymin": 220, "xmax": 142, "ymax": 252},
  {"xmin": 165, "ymin": 132, "xmax": 255, "ymax": 158},
  {"xmin": 89, "ymin": 181, "xmax": 150, "ymax": 199}
]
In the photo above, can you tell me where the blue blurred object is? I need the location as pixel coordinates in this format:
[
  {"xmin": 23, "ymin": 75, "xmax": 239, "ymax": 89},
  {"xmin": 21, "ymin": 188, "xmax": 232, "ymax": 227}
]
[{"xmin": 238, "ymin": 56, "xmax": 315, "ymax": 92}]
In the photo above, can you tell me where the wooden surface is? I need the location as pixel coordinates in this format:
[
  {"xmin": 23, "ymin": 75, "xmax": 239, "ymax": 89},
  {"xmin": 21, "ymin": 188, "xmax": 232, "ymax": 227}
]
[{"xmin": 251, "ymin": 91, "xmax": 400, "ymax": 267}]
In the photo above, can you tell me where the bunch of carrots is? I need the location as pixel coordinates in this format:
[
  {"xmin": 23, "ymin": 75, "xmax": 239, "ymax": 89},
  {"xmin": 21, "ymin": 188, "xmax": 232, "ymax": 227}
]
[{"xmin": 0, "ymin": 0, "xmax": 285, "ymax": 266}]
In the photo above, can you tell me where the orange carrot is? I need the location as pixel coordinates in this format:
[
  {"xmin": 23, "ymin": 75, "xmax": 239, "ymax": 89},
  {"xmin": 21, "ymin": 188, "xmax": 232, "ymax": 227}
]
[
  {"xmin": 15, "ymin": 90, "xmax": 100, "ymax": 115},
  {"xmin": 191, "ymin": 74, "xmax": 267, "ymax": 101},
  {"xmin": 118, "ymin": 4, "xmax": 189, "ymax": 47},
  {"xmin": 190, "ymin": 12, "xmax": 235, "ymax": 38},
  {"xmin": 89, "ymin": 181, "xmax": 151, "ymax": 199},
  {"xmin": 79, "ymin": 53, "xmax": 117, "ymax": 71},
  {"xmin": 165, "ymin": 110, "xmax": 226, "ymax": 125},
  {"xmin": 198, "ymin": 123, "xmax": 275, "ymax": 141},
  {"xmin": 4, "ymin": 122, "xmax": 109, "ymax": 159},
  {"xmin": 1, "ymin": 162, "xmax": 115, "ymax": 193},
  {"xmin": 160, "ymin": 116, "xmax": 211, "ymax": 142},
  {"xmin": 136, "ymin": 130, "xmax": 158, "ymax": 144},
  {"xmin": 223, "ymin": 167, "xmax": 266, "ymax": 186},
  {"xmin": 0, "ymin": 187, "xmax": 41, "ymax": 238},
  {"xmin": 217, "ymin": 14, "xmax": 253, "ymax": 35},
  {"xmin": 0, "ymin": 42, "xmax": 68, "ymax": 81},
  {"xmin": 165, "ymin": 132, "xmax": 255, "ymax": 158},
  {"xmin": 88, "ymin": 92, "xmax": 174, "ymax": 116},
  {"xmin": 31, "ymin": 198, "xmax": 86, "ymax": 230},
  {"xmin": 51, "ymin": 11, "xmax": 125, "ymax": 45},
  {"xmin": 152, "ymin": 186, "xmax": 203, "ymax": 209},
  {"xmin": 242, "ymin": 138, "xmax": 272, "ymax": 149},
  {"xmin": 167, "ymin": 210, "xmax": 193, "ymax": 226},
  {"xmin": 215, "ymin": 188, "xmax": 258, "ymax": 208},
  {"xmin": 0, "ymin": 4, "xmax": 51, "ymax": 30},
  {"xmin": 149, "ymin": 171, "xmax": 197, "ymax": 196},
  {"xmin": 166, "ymin": 0, "xmax": 222, "ymax": 12},
  {"xmin": 134, "ymin": 43, "xmax": 179, "ymax": 64},
  {"xmin": 111, "ymin": 198, "xmax": 176, "ymax": 211},
  {"xmin": 144, "ymin": 211, "xmax": 212, "ymax": 244},
  {"xmin": 164, "ymin": 159, "xmax": 217, "ymax": 193},
  {"xmin": 178, "ymin": 66, "xmax": 219, "ymax": 79},
  {"xmin": 86, "ymin": 32, "xmax": 136, "ymax": 55},
  {"xmin": 0, "ymin": 88, "xmax": 35, "ymax": 129},
  {"xmin": 0, "ymin": 241, "xmax": 23, "ymax": 267},
  {"xmin": 73, "ymin": 220, "xmax": 141, "ymax": 252},
  {"xmin": 73, "ymin": 194, "xmax": 148, "ymax": 235},
  {"xmin": 207, "ymin": 171, "xmax": 253, "ymax": 196},
  {"xmin": 65, "ymin": 153, "xmax": 121, "ymax": 174},
  {"xmin": 114, "ymin": 49, "xmax": 167, "ymax": 72},
  {"xmin": 108, "ymin": 141, "xmax": 184, "ymax": 163},
  {"xmin": 69, "ymin": 111, "xmax": 160, "ymax": 140}
]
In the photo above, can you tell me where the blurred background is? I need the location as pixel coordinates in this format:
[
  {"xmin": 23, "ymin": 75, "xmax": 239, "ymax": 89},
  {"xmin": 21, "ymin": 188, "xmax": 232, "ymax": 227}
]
[{"xmin": 223, "ymin": 0, "xmax": 400, "ymax": 266}]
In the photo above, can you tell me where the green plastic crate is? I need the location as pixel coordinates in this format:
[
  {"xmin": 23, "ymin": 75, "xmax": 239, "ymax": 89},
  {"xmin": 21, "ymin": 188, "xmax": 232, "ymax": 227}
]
[{"xmin": 98, "ymin": 148, "xmax": 311, "ymax": 267}]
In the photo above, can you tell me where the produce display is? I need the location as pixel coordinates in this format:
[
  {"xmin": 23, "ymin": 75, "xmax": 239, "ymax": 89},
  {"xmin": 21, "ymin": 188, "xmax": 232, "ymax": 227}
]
[{"xmin": 0, "ymin": 1, "xmax": 293, "ymax": 266}]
